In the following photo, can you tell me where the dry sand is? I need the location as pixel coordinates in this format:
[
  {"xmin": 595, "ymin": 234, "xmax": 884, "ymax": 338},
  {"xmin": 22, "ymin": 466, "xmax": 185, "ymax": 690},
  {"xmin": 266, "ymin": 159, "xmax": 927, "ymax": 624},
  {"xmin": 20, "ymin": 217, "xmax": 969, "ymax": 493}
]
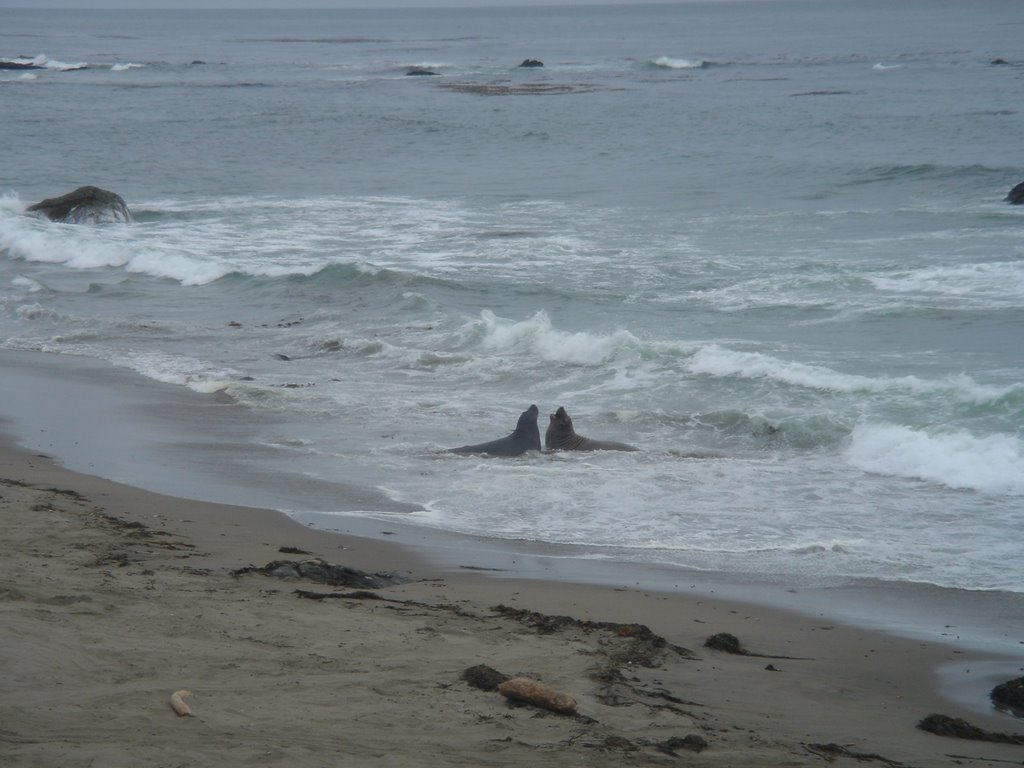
[{"xmin": 2, "ymin": 436, "xmax": 1023, "ymax": 767}]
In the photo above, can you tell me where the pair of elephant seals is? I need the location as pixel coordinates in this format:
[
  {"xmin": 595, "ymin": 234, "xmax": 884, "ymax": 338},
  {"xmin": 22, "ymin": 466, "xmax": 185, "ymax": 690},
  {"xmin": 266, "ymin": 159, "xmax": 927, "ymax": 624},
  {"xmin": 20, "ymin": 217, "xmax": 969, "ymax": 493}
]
[
  {"xmin": 545, "ymin": 406, "xmax": 638, "ymax": 452},
  {"xmin": 449, "ymin": 404, "xmax": 542, "ymax": 456}
]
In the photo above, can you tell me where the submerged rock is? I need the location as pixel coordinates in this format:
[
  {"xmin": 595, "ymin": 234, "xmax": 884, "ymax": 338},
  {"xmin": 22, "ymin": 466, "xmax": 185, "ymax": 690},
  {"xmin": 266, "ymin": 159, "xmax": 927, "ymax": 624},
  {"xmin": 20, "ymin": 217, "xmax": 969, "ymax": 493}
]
[
  {"xmin": 1005, "ymin": 181, "xmax": 1024, "ymax": 205},
  {"xmin": 27, "ymin": 186, "xmax": 131, "ymax": 224},
  {"xmin": 0, "ymin": 60, "xmax": 44, "ymax": 70},
  {"xmin": 519, "ymin": 58, "xmax": 544, "ymax": 68}
]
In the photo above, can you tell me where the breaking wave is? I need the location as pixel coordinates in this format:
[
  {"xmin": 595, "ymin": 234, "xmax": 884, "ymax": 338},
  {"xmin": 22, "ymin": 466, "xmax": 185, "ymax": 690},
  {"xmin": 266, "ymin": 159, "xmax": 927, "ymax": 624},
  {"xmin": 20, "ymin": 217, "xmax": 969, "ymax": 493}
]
[
  {"xmin": 688, "ymin": 344, "xmax": 1019, "ymax": 406},
  {"xmin": 847, "ymin": 423, "xmax": 1024, "ymax": 495}
]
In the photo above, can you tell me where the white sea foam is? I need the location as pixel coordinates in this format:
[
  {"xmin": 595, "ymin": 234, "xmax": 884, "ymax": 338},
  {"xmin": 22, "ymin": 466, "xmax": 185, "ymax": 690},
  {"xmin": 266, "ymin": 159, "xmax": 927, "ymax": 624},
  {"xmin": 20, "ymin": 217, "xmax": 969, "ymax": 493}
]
[
  {"xmin": 114, "ymin": 350, "xmax": 236, "ymax": 393},
  {"xmin": 688, "ymin": 344, "xmax": 1016, "ymax": 404},
  {"xmin": 872, "ymin": 63, "xmax": 902, "ymax": 71},
  {"xmin": 15, "ymin": 303, "xmax": 65, "ymax": 322},
  {"xmin": 11, "ymin": 275, "xmax": 44, "ymax": 293},
  {"xmin": 125, "ymin": 248, "xmax": 231, "ymax": 286},
  {"xmin": 0, "ymin": 217, "xmax": 132, "ymax": 270},
  {"xmin": 1, "ymin": 55, "xmax": 44, "ymax": 68},
  {"xmin": 18, "ymin": 55, "xmax": 88, "ymax": 71},
  {"xmin": 869, "ymin": 261, "xmax": 1024, "ymax": 305},
  {"xmin": 111, "ymin": 62, "xmax": 144, "ymax": 72},
  {"xmin": 1, "ymin": 204, "xmax": 317, "ymax": 286},
  {"xmin": 847, "ymin": 423, "xmax": 1024, "ymax": 495},
  {"xmin": 0, "ymin": 194, "xmax": 24, "ymax": 214},
  {"xmin": 474, "ymin": 310, "xmax": 642, "ymax": 366},
  {"xmin": 652, "ymin": 56, "xmax": 705, "ymax": 69}
]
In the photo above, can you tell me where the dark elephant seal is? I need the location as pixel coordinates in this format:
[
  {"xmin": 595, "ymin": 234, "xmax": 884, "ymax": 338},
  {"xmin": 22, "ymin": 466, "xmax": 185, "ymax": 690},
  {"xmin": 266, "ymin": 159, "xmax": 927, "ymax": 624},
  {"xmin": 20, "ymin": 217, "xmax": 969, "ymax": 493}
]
[
  {"xmin": 545, "ymin": 406, "xmax": 638, "ymax": 452},
  {"xmin": 449, "ymin": 404, "xmax": 541, "ymax": 456}
]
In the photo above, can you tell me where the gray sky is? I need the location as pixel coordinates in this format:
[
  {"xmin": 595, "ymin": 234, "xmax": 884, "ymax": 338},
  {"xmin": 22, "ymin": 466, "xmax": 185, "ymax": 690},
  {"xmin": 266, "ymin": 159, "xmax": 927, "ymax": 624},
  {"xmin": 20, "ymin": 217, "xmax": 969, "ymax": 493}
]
[{"xmin": 1, "ymin": 0, "xmax": 698, "ymax": 8}]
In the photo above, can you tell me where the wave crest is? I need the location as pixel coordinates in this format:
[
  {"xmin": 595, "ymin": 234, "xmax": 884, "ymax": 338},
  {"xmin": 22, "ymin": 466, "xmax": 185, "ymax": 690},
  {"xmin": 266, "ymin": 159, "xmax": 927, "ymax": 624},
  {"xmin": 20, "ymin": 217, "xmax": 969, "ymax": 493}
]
[
  {"xmin": 847, "ymin": 423, "xmax": 1024, "ymax": 495},
  {"xmin": 650, "ymin": 56, "xmax": 708, "ymax": 70},
  {"xmin": 869, "ymin": 261, "xmax": 1024, "ymax": 305},
  {"xmin": 472, "ymin": 310, "xmax": 642, "ymax": 366},
  {"xmin": 688, "ymin": 344, "xmax": 1018, "ymax": 405}
]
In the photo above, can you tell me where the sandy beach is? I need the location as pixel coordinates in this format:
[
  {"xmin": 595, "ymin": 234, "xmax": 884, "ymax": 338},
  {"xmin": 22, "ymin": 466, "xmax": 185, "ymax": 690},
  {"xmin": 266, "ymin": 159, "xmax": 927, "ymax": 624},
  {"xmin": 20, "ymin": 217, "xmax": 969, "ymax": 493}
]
[{"xmin": 3, "ymin": 419, "xmax": 1024, "ymax": 767}]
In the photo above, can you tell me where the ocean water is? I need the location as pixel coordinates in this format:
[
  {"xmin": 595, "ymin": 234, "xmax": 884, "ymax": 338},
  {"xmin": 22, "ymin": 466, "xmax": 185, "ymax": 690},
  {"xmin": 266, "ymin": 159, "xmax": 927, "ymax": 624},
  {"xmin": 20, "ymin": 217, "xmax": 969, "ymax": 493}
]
[{"xmin": 2, "ymin": 2, "xmax": 1023, "ymax": 599}]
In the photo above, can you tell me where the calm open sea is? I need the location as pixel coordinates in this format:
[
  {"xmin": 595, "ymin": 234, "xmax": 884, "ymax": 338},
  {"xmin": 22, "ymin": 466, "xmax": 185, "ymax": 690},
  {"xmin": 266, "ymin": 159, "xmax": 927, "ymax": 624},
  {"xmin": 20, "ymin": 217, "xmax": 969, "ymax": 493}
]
[{"xmin": 2, "ymin": 2, "xmax": 1023, "ymax": 612}]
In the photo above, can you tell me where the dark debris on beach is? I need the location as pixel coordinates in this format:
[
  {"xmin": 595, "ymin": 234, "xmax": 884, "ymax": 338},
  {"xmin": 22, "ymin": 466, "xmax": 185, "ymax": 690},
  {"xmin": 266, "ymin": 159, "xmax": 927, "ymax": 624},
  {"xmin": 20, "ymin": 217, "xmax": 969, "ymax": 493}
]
[
  {"xmin": 917, "ymin": 713, "xmax": 1024, "ymax": 745},
  {"xmin": 704, "ymin": 631, "xmax": 812, "ymax": 660},
  {"xmin": 991, "ymin": 676, "xmax": 1024, "ymax": 718},
  {"xmin": 231, "ymin": 558, "xmax": 408, "ymax": 589},
  {"xmin": 491, "ymin": 603, "xmax": 697, "ymax": 662}
]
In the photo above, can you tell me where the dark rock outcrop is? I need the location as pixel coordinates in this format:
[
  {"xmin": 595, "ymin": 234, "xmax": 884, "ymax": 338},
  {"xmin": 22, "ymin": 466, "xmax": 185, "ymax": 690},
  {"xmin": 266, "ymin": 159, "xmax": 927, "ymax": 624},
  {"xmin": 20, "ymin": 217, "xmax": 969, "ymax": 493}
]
[
  {"xmin": 0, "ymin": 60, "xmax": 44, "ymax": 70},
  {"xmin": 406, "ymin": 67, "xmax": 438, "ymax": 76},
  {"xmin": 519, "ymin": 59, "xmax": 544, "ymax": 68},
  {"xmin": 1006, "ymin": 181, "xmax": 1024, "ymax": 205},
  {"xmin": 704, "ymin": 632, "xmax": 745, "ymax": 654},
  {"xmin": 462, "ymin": 664, "xmax": 510, "ymax": 691},
  {"xmin": 991, "ymin": 676, "xmax": 1024, "ymax": 717},
  {"xmin": 27, "ymin": 186, "xmax": 132, "ymax": 224}
]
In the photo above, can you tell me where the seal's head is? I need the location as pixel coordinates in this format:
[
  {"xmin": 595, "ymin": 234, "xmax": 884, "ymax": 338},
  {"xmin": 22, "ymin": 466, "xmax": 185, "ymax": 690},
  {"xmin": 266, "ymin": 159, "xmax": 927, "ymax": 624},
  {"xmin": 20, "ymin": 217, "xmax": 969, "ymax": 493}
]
[
  {"xmin": 515, "ymin": 404, "xmax": 542, "ymax": 450},
  {"xmin": 546, "ymin": 406, "xmax": 575, "ymax": 446},
  {"xmin": 549, "ymin": 406, "xmax": 572, "ymax": 428}
]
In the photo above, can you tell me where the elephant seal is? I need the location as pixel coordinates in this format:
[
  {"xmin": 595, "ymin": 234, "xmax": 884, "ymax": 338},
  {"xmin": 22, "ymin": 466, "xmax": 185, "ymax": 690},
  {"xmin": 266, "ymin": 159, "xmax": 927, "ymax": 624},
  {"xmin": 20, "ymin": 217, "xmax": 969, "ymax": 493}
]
[
  {"xmin": 449, "ymin": 404, "xmax": 541, "ymax": 456},
  {"xmin": 545, "ymin": 406, "xmax": 638, "ymax": 452}
]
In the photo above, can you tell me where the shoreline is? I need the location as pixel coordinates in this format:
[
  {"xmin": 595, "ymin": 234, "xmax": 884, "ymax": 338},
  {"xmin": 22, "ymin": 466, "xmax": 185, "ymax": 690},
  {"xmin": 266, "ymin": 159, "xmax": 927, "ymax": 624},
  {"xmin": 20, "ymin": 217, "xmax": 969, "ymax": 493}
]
[
  {"xmin": 2, "ymin": 348, "xmax": 1022, "ymax": 657},
  {"xmin": 3, "ymin": 349, "xmax": 1024, "ymax": 764}
]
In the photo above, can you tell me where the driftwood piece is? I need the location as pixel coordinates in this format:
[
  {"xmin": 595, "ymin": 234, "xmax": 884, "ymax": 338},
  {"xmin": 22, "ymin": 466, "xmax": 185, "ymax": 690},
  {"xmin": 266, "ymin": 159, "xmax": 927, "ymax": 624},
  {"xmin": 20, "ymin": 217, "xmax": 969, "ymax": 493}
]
[
  {"xmin": 170, "ymin": 690, "xmax": 194, "ymax": 717},
  {"xmin": 498, "ymin": 677, "xmax": 577, "ymax": 715}
]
